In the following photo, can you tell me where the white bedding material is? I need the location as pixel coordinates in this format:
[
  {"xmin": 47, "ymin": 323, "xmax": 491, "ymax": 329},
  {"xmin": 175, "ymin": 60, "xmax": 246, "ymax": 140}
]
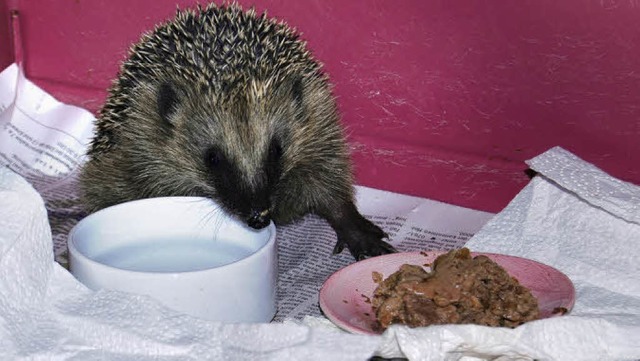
[{"xmin": 2, "ymin": 147, "xmax": 640, "ymax": 360}]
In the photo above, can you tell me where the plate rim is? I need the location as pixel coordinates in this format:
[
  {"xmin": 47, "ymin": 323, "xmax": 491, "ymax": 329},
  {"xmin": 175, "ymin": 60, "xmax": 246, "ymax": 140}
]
[{"xmin": 319, "ymin": 250, "xmax": 576, "ymax": 335}]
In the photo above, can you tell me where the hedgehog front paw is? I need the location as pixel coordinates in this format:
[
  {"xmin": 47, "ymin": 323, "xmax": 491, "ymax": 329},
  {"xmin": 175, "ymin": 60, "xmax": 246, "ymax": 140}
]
[
  {"xmin": 332, "ymin": 234, "xmax": 396, "ymax": 261},
  {"xmin": 327, "ymin": 205, "xmax": 397, "ymax": 261}
]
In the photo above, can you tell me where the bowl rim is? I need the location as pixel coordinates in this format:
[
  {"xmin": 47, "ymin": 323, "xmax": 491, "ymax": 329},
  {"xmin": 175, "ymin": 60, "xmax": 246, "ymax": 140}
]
[{"xmin": 68, "ymin": 196, "xmax": 277, "ymax": 276}]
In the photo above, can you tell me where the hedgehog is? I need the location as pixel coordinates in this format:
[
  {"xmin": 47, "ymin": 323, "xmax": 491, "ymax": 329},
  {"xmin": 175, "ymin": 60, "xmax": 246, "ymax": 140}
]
[{"xmin": 79, "ymin": 3, "xmax": 396, "ymax": 261}]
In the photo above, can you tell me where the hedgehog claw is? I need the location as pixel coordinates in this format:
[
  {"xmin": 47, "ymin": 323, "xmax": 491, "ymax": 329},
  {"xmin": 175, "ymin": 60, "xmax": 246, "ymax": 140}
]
[
  {"xmin": 332, "ymin": 239, "xmax": 346, "ymax": 255},
  {"xmin": 325, "ymin": 202, "xmax": 397, "ymax": 261}
]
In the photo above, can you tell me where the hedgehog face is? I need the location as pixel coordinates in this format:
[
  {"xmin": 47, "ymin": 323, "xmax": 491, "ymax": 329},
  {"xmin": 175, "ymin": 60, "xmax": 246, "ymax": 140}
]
[
  {"xmin": 151, "ymin": 77, "xmax": 303, "ymax": 229},
  {"xmin": 201, "ymin": 137, "xmax": 283, "ymax": 229}
]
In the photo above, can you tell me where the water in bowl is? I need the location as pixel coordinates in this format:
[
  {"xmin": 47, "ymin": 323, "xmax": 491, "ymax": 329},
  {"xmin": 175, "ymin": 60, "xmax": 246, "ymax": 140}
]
[{"xmin": 93, "ymin": 237, "xmax": 254, "ymax": 273}]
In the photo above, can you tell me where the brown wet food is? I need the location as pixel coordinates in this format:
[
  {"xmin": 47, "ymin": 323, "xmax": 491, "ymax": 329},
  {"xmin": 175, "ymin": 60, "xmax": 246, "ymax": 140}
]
[
  {"xmin": 552, "ymin": 307, "xmax": 568, "ymax": 315},
  {"xmin": 371, "ymin": 248, "xmax": 539, "ymax": 330}
]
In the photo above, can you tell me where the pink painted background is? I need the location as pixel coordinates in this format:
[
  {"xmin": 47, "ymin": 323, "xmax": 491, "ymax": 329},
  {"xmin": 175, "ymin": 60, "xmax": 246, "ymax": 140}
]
[{"xmin": 1, "ymin": 0, "xmax": 638, "ymax": 213}]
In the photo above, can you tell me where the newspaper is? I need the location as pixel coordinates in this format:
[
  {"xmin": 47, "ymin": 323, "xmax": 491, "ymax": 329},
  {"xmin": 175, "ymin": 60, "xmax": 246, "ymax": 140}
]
[{"xmin": 0, "ymin": 63, "xmax": 494, "ymax": 321}]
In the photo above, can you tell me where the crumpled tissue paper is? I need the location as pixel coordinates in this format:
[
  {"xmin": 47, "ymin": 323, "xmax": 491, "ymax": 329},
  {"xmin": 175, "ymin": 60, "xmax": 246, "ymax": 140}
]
[
  {"xmin": 373, "ymin": 147, "xmax": 640, "ymax": 361},
  {"xmin": 2, "ymin": 146, "xmax": 640, "ymax": 361}
]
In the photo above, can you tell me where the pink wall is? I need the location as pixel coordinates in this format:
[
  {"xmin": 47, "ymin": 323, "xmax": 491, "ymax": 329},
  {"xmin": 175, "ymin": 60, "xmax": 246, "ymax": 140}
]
[{"xmin": 2, "ymin": 0, "xmax": 639, "ymax": 213}]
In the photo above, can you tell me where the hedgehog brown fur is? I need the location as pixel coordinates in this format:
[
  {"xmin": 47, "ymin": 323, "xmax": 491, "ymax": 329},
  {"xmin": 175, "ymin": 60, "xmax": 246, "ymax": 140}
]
[{"xmin": 80, "ymin": 2, "xmax": 395, "ymax": 260}]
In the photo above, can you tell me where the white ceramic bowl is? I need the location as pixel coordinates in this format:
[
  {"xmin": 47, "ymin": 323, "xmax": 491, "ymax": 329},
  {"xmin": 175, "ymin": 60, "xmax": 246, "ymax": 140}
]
[{"xmin": 68, "ymin": 197, "xmax": 277, "ymax": 323}]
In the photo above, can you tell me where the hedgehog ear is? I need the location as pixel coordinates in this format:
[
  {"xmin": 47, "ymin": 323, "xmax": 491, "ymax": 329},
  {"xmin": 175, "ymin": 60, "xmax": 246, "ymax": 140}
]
[
  {"xmin": 157, "ymin": 81, "xmax": 180, "ymax": 126},
  {"xmin": 290, "ymin": 77, "xmax": 304, "ymax": 108}
]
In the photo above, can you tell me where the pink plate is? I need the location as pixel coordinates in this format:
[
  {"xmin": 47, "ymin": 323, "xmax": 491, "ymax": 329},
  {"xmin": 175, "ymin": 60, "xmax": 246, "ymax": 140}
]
[{"xmin": 319, "ymin": 251, "xmax": 575, "ymax": 335}]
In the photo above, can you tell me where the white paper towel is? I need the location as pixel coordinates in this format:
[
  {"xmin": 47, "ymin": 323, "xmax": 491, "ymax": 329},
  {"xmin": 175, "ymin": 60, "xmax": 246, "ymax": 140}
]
[
  {"xmin": 462, "ymin": 146, "xmax": 640, "ymax": 360},
  {"xmin": 370, "ymin": 146, "xmax": 640, "ymax": 360},
  {"xmin": 2, "ymin": 146, "xmax": 640, "ymax": 361}
]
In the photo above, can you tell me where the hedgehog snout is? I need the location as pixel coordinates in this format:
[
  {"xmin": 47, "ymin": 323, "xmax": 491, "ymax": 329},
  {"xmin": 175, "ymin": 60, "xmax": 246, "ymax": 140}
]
[{"xmin": 247, "ymin": 208, "xmax": 271, "ymax": 229}]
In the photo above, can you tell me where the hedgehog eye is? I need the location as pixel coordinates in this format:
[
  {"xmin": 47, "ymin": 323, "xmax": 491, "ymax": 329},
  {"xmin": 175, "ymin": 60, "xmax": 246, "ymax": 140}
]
[{"xmin": 204, "ymin": 147, "xmax": 221, "ymax": 167}]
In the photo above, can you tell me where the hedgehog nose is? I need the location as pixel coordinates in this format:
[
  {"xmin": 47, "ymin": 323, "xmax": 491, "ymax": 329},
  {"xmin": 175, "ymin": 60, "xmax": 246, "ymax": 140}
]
[{"xmin": 247, "ymin": 209, "xmax": 271, "ymax": 230}]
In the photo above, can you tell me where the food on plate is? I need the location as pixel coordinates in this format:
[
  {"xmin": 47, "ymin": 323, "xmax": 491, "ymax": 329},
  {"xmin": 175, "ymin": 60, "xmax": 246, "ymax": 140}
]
[{"xmin": 371, "ymin": 248, "xmax": 539, "ymax": 330}]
